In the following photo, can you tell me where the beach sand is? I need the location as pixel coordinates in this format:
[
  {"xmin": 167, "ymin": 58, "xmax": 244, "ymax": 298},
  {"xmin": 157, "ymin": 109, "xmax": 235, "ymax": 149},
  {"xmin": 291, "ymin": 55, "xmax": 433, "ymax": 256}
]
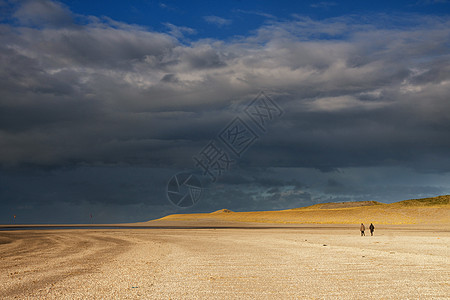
[{"xmin": 1, "ymin": 224, "xmax": 449, "ymax": 299}]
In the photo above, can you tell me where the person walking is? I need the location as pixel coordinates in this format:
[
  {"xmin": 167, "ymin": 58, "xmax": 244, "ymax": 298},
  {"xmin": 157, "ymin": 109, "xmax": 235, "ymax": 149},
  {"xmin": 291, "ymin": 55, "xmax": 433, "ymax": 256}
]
[
  {"xmin": 369, "ymin": 223, "xmax": 374, "ymax": 236},
  {"xmin": 360, "ymin": 223, "xmax": 365, "ymax": 236}
]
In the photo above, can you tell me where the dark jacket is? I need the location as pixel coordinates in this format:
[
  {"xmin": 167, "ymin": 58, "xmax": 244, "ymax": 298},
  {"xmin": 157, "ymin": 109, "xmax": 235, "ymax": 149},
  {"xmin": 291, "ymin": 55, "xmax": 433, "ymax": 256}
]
[{"xmin": 369, "ymin": 224, "xmax": 374, "ymax": 231}]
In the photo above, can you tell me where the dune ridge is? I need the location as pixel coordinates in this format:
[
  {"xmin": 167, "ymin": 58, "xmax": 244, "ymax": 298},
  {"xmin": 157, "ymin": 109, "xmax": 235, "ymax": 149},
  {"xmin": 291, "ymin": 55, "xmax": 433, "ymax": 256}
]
[{"xmin": 156, "ymin": 195, "xmax": 450, "ymax": 225}]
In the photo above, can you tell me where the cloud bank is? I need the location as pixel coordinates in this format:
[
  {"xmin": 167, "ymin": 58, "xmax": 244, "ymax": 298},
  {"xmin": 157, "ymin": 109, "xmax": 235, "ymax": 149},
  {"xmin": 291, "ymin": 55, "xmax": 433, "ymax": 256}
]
[
  {"xmin": 1, "ymin": 1, "xmax": 450, "ymax": 223},
  {"xmin": 1, "ymin": 2, "xmax": 449, "ymax": 174}
]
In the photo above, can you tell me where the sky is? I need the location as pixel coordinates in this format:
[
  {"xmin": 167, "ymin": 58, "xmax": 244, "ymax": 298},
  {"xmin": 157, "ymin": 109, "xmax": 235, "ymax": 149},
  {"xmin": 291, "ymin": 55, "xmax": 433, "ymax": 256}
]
[{"xmin": 0, "ymin": 0, "xmax": 450, "ymax": 224}]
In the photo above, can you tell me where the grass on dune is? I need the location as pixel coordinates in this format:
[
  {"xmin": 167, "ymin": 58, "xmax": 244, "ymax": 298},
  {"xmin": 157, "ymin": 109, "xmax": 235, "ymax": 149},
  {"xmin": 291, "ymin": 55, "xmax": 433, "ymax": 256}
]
[{"xmin": 390, "ymin": 195, "xmax": 449, "ymax": 207}]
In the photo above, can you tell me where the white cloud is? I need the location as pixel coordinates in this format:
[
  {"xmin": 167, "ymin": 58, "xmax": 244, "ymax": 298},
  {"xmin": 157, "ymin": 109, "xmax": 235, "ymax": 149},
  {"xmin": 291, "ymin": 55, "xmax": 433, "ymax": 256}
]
[
  {"xmin": 203, "ymin": 15, "xmax": 232, "ymax": 27},
  {"xmin": 234, "ymin": 9, "xmax": 276, "ymax": 19},
  {"xmin": 164, "ymin": 22, "xmax": 196, "ymax": 38},
  {"xmin": 307, "ymin": 96, "xmax": 389, "ymax": 112}
]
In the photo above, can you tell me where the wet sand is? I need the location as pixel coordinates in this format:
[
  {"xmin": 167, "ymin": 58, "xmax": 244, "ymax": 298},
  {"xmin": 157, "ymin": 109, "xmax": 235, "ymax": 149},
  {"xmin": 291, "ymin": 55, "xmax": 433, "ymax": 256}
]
[{"xmin": 1, "ymin": 225, "xmax": 449, "ymax": 299}]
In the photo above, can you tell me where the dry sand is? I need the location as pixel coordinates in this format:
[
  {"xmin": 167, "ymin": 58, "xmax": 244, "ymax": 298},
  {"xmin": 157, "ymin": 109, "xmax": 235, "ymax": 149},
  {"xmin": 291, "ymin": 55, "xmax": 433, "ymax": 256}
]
[
  {"xmin": 153, "ymin": 196, "xmax": 450, "ymax": 226},
  {"xmin": 1, "ymin": 225, "xmax": 449, "ymax": 299}
]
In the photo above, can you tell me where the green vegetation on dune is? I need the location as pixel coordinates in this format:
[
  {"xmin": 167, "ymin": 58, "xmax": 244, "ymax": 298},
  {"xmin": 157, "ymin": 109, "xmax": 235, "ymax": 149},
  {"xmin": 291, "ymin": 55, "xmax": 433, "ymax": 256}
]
[
  {"xmin": 390, "ymin": 195, "xmax": 450, "ymax": 207},
  {"xmin": 289, "ymin": 200, "xmax": 383, "ymax": 210}
]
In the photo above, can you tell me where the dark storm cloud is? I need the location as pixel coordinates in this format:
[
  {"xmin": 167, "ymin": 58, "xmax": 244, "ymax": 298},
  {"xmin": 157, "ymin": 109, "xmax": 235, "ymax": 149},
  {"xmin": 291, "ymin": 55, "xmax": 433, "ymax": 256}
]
[
  {"xmin": 0, "ymin": 166, "xmax": 177, "ymax": 223},
  {"xmin": 0, "ymin": 166, "xmax": 171, "ymax": 206},
  {"xmin": 160, "ymin": 73, "xmax": 179, "ymax": 83},
  {"xmin": 218, "ymin": 171, "xmax": 303, "ymax": 189},
  {"xmin": 1, "ymin": 0, "xmax": 449, "ymax": 174},
  {"xmin": 196, "ymin": 181, "xmax": 312, "ymax": 212}
]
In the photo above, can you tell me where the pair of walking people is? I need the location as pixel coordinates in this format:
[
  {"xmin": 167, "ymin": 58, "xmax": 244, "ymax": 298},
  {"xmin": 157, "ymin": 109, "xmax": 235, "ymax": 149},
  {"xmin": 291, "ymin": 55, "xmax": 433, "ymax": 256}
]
[{"xmin": 360, "ymin": 223, "xmax": 374, "ymax": 236}]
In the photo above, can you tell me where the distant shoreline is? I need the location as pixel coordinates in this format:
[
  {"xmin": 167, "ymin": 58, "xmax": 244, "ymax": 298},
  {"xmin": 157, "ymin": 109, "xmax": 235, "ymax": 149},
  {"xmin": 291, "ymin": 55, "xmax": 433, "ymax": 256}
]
[{"xmin": 0, "ymin": 223, "xmax": 447, "ymax": 232}]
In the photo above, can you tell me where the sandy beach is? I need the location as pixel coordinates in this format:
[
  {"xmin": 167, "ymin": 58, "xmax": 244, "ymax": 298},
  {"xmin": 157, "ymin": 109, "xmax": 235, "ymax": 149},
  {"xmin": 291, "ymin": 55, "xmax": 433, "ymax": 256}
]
[{"xmin": 1, "ymin": 225, "xmax": 448, "ymax": 299}]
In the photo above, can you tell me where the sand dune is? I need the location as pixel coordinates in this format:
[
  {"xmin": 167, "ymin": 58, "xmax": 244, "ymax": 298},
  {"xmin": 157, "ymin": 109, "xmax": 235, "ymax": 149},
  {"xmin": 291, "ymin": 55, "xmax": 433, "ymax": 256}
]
[{"xmin": 153, "ymin": 195, "xmax": 450, "ymax": 225}]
